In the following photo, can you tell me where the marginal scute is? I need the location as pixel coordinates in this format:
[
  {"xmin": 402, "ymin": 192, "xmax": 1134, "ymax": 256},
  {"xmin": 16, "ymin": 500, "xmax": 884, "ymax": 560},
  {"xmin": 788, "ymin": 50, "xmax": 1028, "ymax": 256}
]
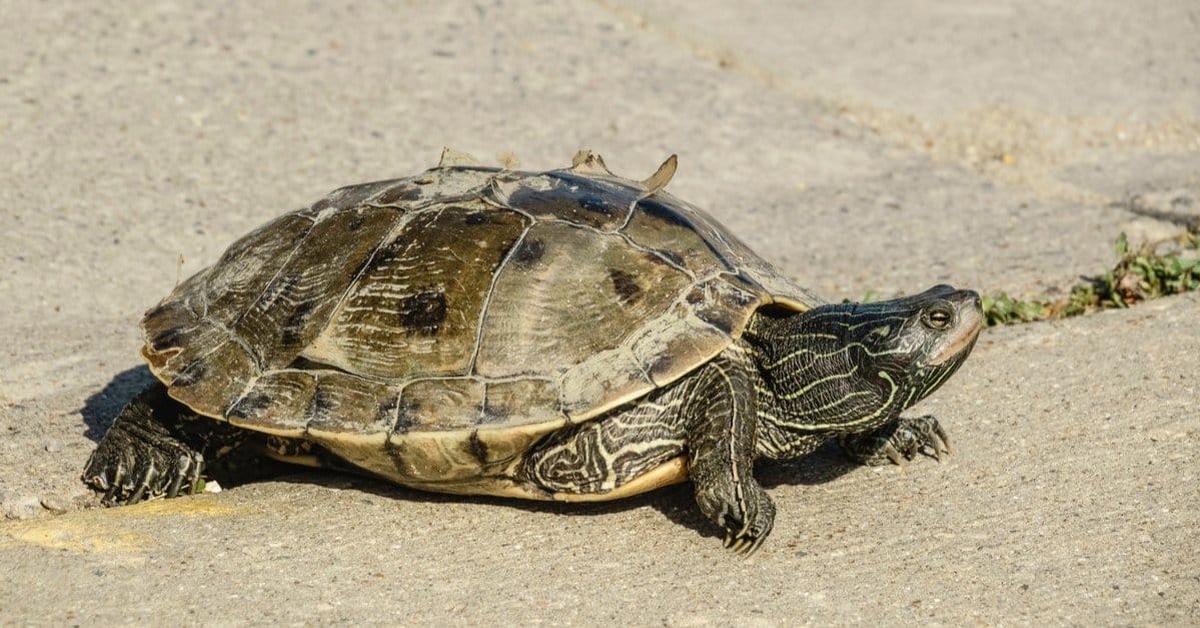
[
  {"xmin": 482, "ymin": 379, "xmax": 560, "ymax": 425},
  {"xmin": 147, "ymin": 330, "xmax": 257, "ymax": 421},
  {"xmin": 559, "ymin": 346, "xmax": 652, "ymax": 420},
  {"xmin": 691, "ymin": 276, "xmax": 763, "ymax": 335},
  {"xmin": 305, "ymin": 373, "xmax": 395, "ymax": 435},
  {"xmin": 226, "ymin": 370, "xmax": 315, "ymax": 436},
  {"xmin": 398, "ymin": 378, "xmax": 486, "ymax": 431},
  {"xmin": 628, "ymin": 301, "xmax": 732, "ymax": 386}
]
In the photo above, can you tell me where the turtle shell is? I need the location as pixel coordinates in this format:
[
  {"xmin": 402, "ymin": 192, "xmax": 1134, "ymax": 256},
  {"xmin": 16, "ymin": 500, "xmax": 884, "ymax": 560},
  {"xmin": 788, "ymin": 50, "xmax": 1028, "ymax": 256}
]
[{"xmin": 139, "ymin": 155, "xmax": 822, "ymax": 491}]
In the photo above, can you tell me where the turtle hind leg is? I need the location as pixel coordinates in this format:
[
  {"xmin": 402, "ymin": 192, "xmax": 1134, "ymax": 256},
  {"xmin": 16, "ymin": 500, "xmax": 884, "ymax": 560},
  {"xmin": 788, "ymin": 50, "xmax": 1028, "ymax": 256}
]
[{"xmin": 82, "ymin": 383, "xmax": 253, "ymax": 505}]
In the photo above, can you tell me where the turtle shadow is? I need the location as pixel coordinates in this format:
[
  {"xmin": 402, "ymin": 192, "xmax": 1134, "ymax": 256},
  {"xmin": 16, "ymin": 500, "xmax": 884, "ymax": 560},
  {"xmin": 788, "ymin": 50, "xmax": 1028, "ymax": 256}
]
[
  {"xmin": 265, "ymin": 469, "xmax": 685, "ymax": 518},
  {"xmin": 649, "ymin": 443, "xmax": 860, "ymax": 541},
  {"xmin": 757, "ymin": 442, "xmax": 860, "ymax": 489},
  {"xmin": 79, "ymin": 365, "xmax": 157, "ymax": 442},
  {"xmin": 257, "ymin": 441, "xmax": 860, "ymax": 543}
]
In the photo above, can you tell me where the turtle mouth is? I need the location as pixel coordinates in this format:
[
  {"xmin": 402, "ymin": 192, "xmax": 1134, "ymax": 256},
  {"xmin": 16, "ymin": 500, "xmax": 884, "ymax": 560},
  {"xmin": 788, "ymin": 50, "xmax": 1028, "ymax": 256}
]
[{"xmin": 926, "ymin": 296, "xmax": 984, "ymax": 366}]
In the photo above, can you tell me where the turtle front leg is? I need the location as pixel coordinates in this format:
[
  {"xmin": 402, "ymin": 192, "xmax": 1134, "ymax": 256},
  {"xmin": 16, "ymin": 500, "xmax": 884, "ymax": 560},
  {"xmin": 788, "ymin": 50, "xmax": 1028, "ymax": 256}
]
[
  {"xmin": 83, "ymin": 384, "xmax": 248, "ymax": 505},
  {"xmin": 838, "ymin": 415, "xmax": 953, "ymax": 467},
  {"xmin": 684, "ymin": 350, "xmax": 775, "ymax": 556}
]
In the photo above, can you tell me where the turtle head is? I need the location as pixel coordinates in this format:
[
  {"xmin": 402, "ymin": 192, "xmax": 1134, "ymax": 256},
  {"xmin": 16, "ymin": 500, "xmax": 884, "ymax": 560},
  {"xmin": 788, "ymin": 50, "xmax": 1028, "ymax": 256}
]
[
  {"xmin": 749, "ymin": 284, "xmax": 982, "ymax": 456},
  {"xmin": 841, "ymin": 284, "xmax": 984, "ymax": 408}
]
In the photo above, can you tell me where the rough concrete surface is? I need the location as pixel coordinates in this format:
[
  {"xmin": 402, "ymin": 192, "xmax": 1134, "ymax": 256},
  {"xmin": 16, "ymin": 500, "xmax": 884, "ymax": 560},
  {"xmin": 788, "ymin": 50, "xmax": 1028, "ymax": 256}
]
[{"xmin": 1, "ymin": 1, "xmax": 1197, "ymax": 624}]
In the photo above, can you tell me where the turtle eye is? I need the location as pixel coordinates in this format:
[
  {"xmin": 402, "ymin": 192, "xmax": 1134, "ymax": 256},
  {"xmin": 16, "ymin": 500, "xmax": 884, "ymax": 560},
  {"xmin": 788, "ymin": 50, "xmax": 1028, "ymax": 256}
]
[{"xmin": 924, "ymin": 306, "xmax": 954, "ymax": 330}]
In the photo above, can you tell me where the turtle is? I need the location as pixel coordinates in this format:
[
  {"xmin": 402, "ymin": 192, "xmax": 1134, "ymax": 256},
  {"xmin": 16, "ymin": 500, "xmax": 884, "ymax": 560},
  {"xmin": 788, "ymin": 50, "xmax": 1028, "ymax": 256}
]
[{"xmin": 83, "ymin": 149, "xmax": 983, "ymax": 554}]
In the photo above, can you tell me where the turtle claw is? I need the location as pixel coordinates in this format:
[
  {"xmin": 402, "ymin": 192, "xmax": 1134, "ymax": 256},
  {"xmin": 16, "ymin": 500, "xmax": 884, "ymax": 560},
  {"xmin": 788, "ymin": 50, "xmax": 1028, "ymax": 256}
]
[
  {"xmin": 934, "ymin": 421, "xmax": 954, "ymax": 456},
  {"xmin": 840, "ymin": 415, "xmax": 954, "ymax": 467},
  {"xmin": 127, "ymin": 462, "xmax": 158, "ymax": 504},
  {"xmin": 717, "ymin": 497, "xmax": 775, "ymax": 557},
  {"xmin": 100, "ymin": 461, "xmax": 126, "ymax": 506},
  {"xmin": 912, "ymin": 416, "xmax": 953, "ymax": 462},
  {"xmin": 726, "ymin": 531, "xmax": 768, "ymax": 558},
  {"xmin": 883, "ymin": 443, "xmax": 906, "ymax": 467},
  {"xmin": 701, "ymin": 483, "xmax": 776, "ymax": 556}
]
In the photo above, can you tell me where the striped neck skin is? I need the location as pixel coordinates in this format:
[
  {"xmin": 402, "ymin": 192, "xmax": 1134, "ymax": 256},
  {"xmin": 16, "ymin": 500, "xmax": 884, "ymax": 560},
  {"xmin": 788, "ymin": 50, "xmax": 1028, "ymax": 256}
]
[{"xmin": 744, "ymin": 285, "xmax": 983, "ymax": 460}]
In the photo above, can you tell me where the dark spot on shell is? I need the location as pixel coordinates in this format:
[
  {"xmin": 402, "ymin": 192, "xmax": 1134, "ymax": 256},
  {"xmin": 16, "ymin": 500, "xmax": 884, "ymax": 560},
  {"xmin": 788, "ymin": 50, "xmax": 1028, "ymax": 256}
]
[
  {"xmin": 578, "ymin": 194, "xmax": 611, "ymax": 215},
  {"xmin": 638, "ymin": 197, "xmax": 691, "ymax": 228},
  {"xmin": 397, "ymin": 289, "xmax": 447, "ymax": 335},
  {"xmin": 393, "ymin": 398, "xmax": 418, "ymax": 432},
  {"xmin": 377, "ymin": 396, "xmax": 400, "ymax": 425},
  {"xmin": 480, "ymin": 389, "xmax": 511, "ymax": 424},
  {"xmin": 513, "ymin": 238, "xmax": 545, "ymax": 268},
  {"xmin": 375, "ymin": 185, "xmax": 422, "ymax": 205},
  {"xmin": 468, "ymin": 430, "xmax": 488, "ymax": 464},
  {"xmin": 686, "ymin": 287, "xmax": 705, "ymax": 304},
  {"xmin": 697, "ymin": 308, "xmax": 735, "ymax": 334},
  {"xmin": 310, "ymin": 389, "xmax": 335, "ymax": 416},
  {"xmin": 608, "ymin": 269, "xmax": 643, "ymax": 305},
  {"xmin": 228, "ymin": 392, "xmax": 272, "ymax": 420},
  {"xmin": 171, "ymin": 361, "xmax": 207, "ymax": 387},
  {"xmin": 345, "ymin": 210, "xmax": 366, "ymax": 231},
  {"xmin": 649, "ymin": 355, "xmax": 674, "ymax": 378},
  {"xmin": 143, "ymin": 302, "xmax": 173, "ymax": 321},
  {"xmin": 281, "ymin": 302, "xmax": 315, "ymax": 346},
  {"xmin": 149, "ymin": 327, "xmax": 186, "ymax": 351},
  {"xmin": 464, "ymin": 211, "xmax": 489, "ymax": 225},
  {"xmin": 384, "ymin": 439, "xmax": 406, "ymax": 472}
]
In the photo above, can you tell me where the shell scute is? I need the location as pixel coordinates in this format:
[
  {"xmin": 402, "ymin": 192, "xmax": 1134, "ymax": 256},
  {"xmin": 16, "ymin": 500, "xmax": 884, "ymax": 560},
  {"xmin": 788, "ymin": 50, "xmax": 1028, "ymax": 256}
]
[
  {"xmin": 226, "ymin": 370, "xmax": 315, "ymax": 436},
  {"xmin": 473, "ymin": 220, "xmax": 691, "ymax": 379},
  {"xmin": 397, "ymin": 378, "xmax": 486, "ymax": 431},
  {"xmin": 302, "ymin": 203, "xmax": 528, "ymax": 380}
]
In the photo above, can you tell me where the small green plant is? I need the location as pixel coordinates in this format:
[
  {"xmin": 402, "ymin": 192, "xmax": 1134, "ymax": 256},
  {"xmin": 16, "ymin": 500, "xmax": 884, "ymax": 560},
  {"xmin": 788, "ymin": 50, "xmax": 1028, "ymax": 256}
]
[
  {"xmin": 980, "ymin": 293, "xmax": 1049, "ymax": 326},
  {"xmin": 980, "ymin": 230, "xmax": 1199, "ymax": 327}
]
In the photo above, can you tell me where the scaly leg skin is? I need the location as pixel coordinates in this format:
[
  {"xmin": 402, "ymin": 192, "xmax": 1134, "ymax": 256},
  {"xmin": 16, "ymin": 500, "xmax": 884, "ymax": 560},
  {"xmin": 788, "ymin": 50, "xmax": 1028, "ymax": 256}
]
[
  {"xmin": 684, "ymin": 349, "xmax": 775, "ymax": 557},
  {"xmin": 82, "ymin": 383, "xmax": 250, "ymax": 505},
  {"xmin": 838, "ymin": 415, "xmax": 953, "ymax": 467}
]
